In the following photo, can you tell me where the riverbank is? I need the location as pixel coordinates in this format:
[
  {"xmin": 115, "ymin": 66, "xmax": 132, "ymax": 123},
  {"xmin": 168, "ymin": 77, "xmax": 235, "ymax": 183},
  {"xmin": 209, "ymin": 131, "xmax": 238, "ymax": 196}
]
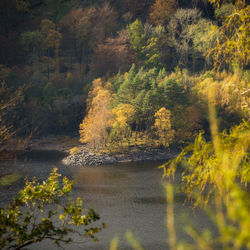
[
  {"xmin": 62, "ymin": 145, "xmax": 180, "ymax": 166},
  {"xmin": 2, "ymin": 136, "xmax": 180, "ymax": 166}
]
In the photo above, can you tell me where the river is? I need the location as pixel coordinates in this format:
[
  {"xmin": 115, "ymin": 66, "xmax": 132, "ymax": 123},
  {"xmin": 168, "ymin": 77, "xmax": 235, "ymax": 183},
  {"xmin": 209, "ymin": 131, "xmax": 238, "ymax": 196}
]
[{"xmin": 0, "ymin": 150, "xmax": 215, "ymax": 250}]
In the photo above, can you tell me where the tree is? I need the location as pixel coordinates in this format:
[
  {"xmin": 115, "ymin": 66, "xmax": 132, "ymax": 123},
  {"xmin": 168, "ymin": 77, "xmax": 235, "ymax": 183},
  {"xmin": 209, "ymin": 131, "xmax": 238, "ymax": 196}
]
[
  {"xmin": 187, "ymin": 18, "xmax": 218, "ymax": 70},
  {"xmin": 161, "ymin": 122, "xmax": 250, "ymax": 249},
  {"xmin": 120, "ymin": 0, "xmax": 154, "ymax": 20},
  {"xmin": 43, "ymin": 0, "xmax": 69, "ymax": 23},
  {"xmin": 90, "ymin": 30, "xmax": 135, "ymax": 77},
  {"xmin": 60, "ymin": 7, "xmax": 96, "ymax": 75},
  {"xmin": 0, "ymin": 168, "xmax": 105, "ymax": 249},
  {"xmin": 161, "ymin": 78, "xmax": 189, "ymax": 110},
  {"xmin": 128, "ymin": 19, "xmax": 146, "ymax": 61},
  {"xmin": 60, "ymin": 4, "xmax": 118, "ymax": 75},
  {"xmin": 128, "ymin": 20, "xmax": 167, "ymax": 68},
  {"xmin": 41, "ymin": 19, "xmax": 62, "ymax": 77},
  {"xmin": 116, "ymin": 64, "xmax": 138, "ymax": 104},
  {"xmin": 20, "ymin": 31, "xmax": 43, "ymax": 64},
  {"xmin": 93, "ymin": 3, "xmax": 118, "ymax": 44},
  {"xmin": 110, "ymin": 103, "xmax": 136, "ymax": 147},
  {"xmin": 79, "ymin": 79, "xmax": 113, "ymax": 149},
  {"xmin": 206, "ymin": 5, "xmax": 250, "ymax": 70},
  {"xmin": 149, "ymin": 0, "xmax": 178, "ymax": 25},
  {"xmin": 168, "ymin": 8, "xmax": 201, "ymax": 68},
  {"xmin": 142, "ymin": 24, "xmax": 166, "ymax": 68},
  {"xmin": 153, "ymin": 107, "xmax": 174, "ymax": 147},
  {"xmin": 214, "ymin": 3, "xmax": 234, "ymax": 22}
]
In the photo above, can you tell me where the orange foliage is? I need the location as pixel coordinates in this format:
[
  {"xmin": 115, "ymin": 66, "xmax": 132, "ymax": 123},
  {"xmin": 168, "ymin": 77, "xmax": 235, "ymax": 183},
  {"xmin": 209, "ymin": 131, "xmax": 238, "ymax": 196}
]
[
  {"xmin": 79, "ymin": 79, "xmax": 113, "ymax": 149},
  {"xmin": 90, "ymin": 30, "xmax": 135, "ymax": 76},
  {"xmin": 149, "ymin": 0, "xmax": 178, "ymax": 25}
]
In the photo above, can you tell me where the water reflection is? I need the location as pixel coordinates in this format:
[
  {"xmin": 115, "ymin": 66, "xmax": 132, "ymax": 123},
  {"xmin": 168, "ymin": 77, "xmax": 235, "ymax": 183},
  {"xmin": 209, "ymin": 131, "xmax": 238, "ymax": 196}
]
[{"xmin": 0, "ymin": 151, "xmax": 214, "ymax": 250}]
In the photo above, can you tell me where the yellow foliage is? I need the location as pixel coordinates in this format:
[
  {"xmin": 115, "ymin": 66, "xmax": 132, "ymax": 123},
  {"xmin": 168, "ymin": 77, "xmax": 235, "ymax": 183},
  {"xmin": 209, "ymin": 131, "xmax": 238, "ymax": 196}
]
[
  {"xmin": 70, "ymin": 147, "xmax": 79, "ymax": 155},
  {"xmin": 206, "ymin": 5, "xmax": 249, "ymax": 70},
  {"xmin": 112, "ymin": 103, "xmax": 136, "ymax": 126},
  {"xmin": 108, "ymin": 104, "xmax": 136, "ymax": 149},
  {"xmin": 79, "ymin": 79, "xmax": 113, "ymax": 149},
  {"xmin": 195, "ymin": 72, "xmax": 250, "ymax": 118},
  {"xmin": 154, "ymin": 107, "xmax": 175, "ymax": 147}
]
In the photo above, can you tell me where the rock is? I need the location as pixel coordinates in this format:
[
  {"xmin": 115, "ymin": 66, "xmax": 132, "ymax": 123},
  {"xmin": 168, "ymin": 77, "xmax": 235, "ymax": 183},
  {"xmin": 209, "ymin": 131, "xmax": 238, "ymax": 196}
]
[{"xmin": 61, "ymin": 146, "xmax": 179, "ymax": 167}]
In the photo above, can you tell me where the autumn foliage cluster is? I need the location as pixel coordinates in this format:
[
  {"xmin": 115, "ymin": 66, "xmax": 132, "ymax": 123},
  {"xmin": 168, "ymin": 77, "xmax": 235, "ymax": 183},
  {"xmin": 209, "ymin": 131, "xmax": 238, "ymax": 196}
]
[{"xmin": 79, "ymin": 65, "xmax": 248, "ymax": 150}]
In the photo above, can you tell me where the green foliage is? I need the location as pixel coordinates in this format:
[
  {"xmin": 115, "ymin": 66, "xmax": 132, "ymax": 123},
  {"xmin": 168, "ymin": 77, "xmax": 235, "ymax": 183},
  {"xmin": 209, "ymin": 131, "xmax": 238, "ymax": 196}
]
[
  {"xmin": 128, "ymin": 20, "xmax": 145, "ymax": 58},
  {"xmin": 187, "ymin": 18, "xmax": 218, "ymax": 64},
  {"xmin": 214, "ymin": 3, "xmax": 235, "ymax": 21},
  {"xmin": 161, "ymin": 78, "xmax": 189, "ymax": 110},
  {"xmin": 128, "ymin": 20, "xmax": 166, "ymax": 68},
  {"xmin": 141, "ymin": 24, "xmax": 166, "ymax": 68},
  {"xmin": 0, "ymin": 168, "xmax": 105, "ymax": 249},
  {"xmin": 20, "ymin": 31, "xmax": 43, "ymax": 63}
]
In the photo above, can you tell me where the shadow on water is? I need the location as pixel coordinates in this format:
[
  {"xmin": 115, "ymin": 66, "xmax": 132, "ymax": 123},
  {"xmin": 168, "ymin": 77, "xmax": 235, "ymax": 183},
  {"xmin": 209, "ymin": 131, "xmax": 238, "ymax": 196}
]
[
  {"xmin": 133, "ymin": 196, "xmax": 167, "ymax": 205},
  {"xmin": 1, "ymin": 149, "xmax": 68, "ymax": 162},
  {"xmin": 19, "ymin": 150, "xmax": 68, "ymax": 162}
]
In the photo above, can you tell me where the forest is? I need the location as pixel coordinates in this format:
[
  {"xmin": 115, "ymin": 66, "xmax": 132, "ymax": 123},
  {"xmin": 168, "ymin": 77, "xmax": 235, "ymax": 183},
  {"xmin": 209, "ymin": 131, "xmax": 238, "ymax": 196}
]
[
  {"xmin": 0, "ymin": 0, "xmax": 249, "ymax": 249},
  {"xmin": 0, "ymin": 0, "xmax": 248, "ymax": 148}
]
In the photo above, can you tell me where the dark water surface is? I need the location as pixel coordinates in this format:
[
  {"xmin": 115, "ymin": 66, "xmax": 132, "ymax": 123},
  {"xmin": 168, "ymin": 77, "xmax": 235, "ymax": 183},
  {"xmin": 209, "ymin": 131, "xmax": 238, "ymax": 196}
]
[{"xmin": 0, "ymin": 150, "xmax": 214, "ymax": 250}]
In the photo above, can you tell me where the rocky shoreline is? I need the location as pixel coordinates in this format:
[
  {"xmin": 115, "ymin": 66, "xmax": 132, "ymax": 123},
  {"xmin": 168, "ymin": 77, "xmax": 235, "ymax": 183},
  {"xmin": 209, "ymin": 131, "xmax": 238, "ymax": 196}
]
[
  {"xmin": 1, "ymin": 137, "xmax": 180, "ymax": 166},
  {"xmin": 62, "ymin": 145, "xmax": 180, "ymax": 167}
]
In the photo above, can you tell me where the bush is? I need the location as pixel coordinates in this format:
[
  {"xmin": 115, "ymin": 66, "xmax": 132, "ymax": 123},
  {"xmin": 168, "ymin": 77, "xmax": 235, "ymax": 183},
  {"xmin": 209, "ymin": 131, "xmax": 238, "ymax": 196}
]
[{"xmin": 0, "ymin": 168, "xmax": 105, "ymax": 249}]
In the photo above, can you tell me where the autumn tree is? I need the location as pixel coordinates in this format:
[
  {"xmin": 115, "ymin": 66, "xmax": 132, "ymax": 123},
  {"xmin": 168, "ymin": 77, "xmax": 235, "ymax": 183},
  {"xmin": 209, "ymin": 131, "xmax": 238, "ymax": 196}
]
[
  {"xmin": 79, "ymin": 79, "xmax": 113, "ymax": 149},
  {"xmin": 60, "ymin": 4, "xmax": 118, "ymax": 75},
  {"xmin": 109, "ymin": 103, "xmax": 136, "ymax": 147},
  {"xmin": 93, "ymin": 3, "xmax": 118, "ymax": 45},
  {"xmin": 206, "ymin": 5, "xmax": 250, "ymax": 70},
  {"xmin": 90, "ymin": 30, "xmax": 135, "ymax": 77},
  {"xmin": 149, "ymin": 0, "xmax": 178, "ymax": 25},
  {"xmin": 153, "ymin": 107, "xmax": 174, "ymax": 147},
  {"xmin": 60, "ymin": 7, "xmax": 96, "ymax": 75}
]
